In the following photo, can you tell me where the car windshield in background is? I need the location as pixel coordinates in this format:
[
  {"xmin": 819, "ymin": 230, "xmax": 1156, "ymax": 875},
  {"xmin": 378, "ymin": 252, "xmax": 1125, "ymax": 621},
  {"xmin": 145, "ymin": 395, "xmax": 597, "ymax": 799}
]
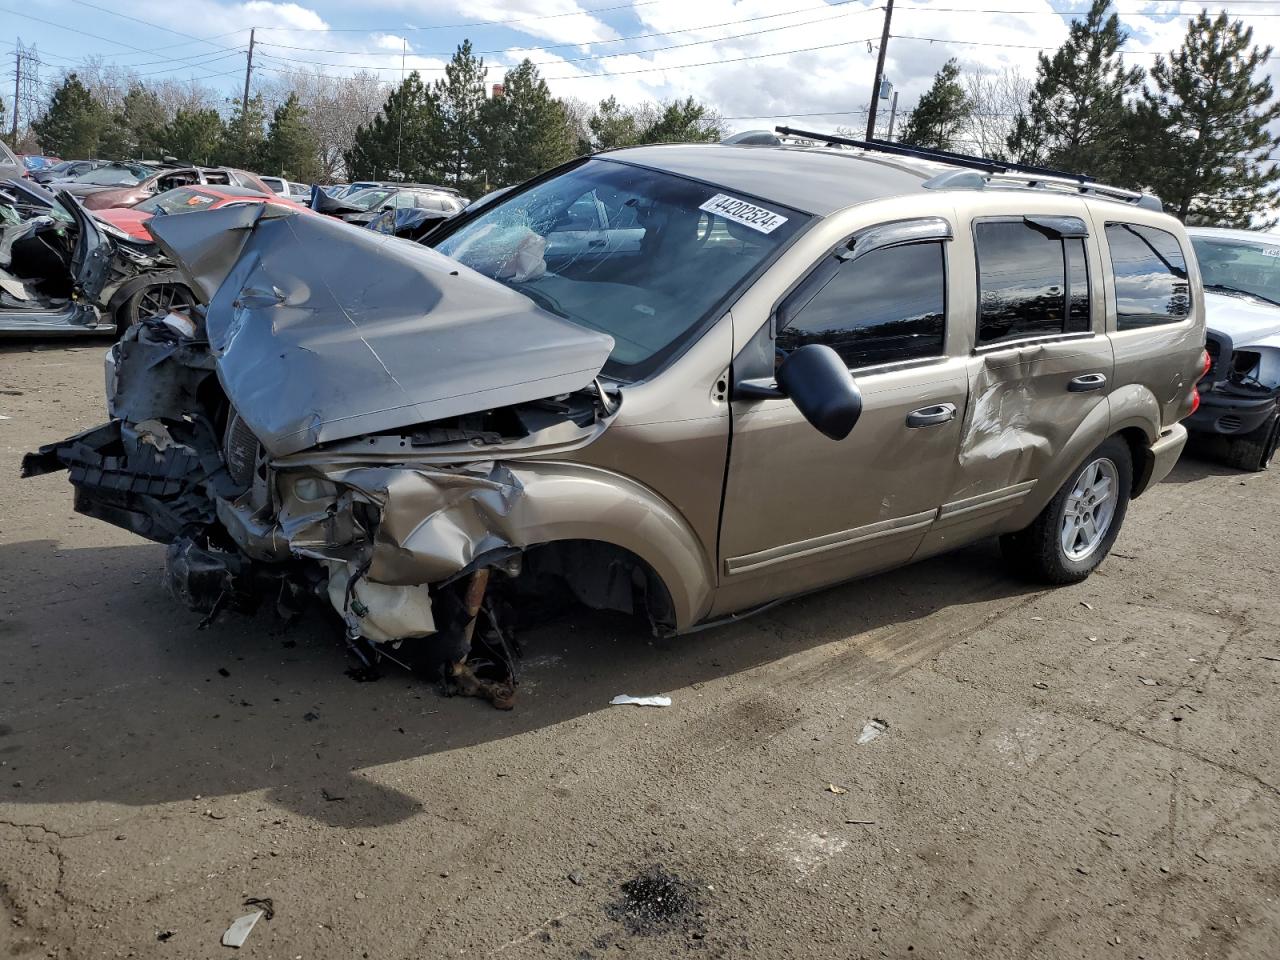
[
  {"xmin": 434, "ymin": 158, "xmax": 807, "ymax": 378},
  {"xmin": 1191, "ymin": 236, "xmax": 1280, "ymax": 306},
  {"xmin": 344, "ymin": 188, "xmax": 396, "ymax": 211},
  {"xmin": 135, "ymin": 188, "xmax": 221, "ymax": 216},
  {"xmin": 74, "ymin": 165, "xmax": 149, "ymax": 186}
]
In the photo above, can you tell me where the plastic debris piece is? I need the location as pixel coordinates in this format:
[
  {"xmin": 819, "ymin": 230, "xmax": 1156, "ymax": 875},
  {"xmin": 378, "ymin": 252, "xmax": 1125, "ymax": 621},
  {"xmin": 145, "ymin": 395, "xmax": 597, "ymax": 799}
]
[
  {"xmin": 221, "ymin": 911, "xmax": 263, "ymax": 949},
  {"xmin": 857, "ymin": 719, "xmax": 888, "ymax": 744},
  {"xmin": 1139, "ymin": 677, "xmax": 1157, "ymax": 686},
  {"xmin": 1033, "ymin": 681, "xmax": 1049, "ymax": 690},
  {"xmin": 826, "ymin": 784, "xmax": 848, "ymax": 795},
  {"xmin": 610, "ymin": 694, "xmax": 672, "ymax": 708}
]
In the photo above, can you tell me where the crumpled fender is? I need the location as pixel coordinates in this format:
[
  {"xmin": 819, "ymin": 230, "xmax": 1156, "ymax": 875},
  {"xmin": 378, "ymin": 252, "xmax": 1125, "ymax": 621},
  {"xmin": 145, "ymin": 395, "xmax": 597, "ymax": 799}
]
[{"xmin": 232, "ymin": 458, "xmax": 715, "ymax": 630}]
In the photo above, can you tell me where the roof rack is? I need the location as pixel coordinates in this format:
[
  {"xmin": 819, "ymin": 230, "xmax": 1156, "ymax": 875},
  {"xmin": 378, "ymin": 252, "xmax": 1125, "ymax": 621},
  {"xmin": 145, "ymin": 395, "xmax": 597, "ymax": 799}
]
[{"xmin": 772, "ymin": 126, "xmax": 1162, "ymax": 212}]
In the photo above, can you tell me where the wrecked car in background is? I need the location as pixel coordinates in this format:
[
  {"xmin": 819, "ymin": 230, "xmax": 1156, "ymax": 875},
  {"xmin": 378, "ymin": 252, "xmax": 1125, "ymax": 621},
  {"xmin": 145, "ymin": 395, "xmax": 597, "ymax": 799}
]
[
  {"xmin": 1186, "ymin": 226, "xmax": 1280, "ymax": 471},
  {"xmin": 24, "ymin": 135, "xmax": 1205, "ymax": 706},
  {"xmin": 310, "ymin": 183, "xmax": 466, "ymax": 241},
  {"xmin": 1, "ymin": 172, "xmax": 204, "ymax": 336}
]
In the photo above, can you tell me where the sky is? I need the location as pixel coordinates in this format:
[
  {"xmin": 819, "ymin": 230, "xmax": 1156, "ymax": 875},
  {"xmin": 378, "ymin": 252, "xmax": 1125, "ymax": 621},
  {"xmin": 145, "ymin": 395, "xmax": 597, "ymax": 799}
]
[{"xmin": 4, "ymin": 0, "xmax": 1279, "ymax": 137}]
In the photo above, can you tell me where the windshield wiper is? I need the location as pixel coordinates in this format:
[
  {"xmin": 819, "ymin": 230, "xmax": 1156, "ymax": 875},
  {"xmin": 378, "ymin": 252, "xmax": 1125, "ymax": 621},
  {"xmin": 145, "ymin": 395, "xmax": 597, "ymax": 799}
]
[
  {"xmin": 1204, "ymin": 282, "xmax": 1280, "ymax": 307},
  {"xmin": 514, "ymin": 281, "xmax": 570, "ymax": 320}
]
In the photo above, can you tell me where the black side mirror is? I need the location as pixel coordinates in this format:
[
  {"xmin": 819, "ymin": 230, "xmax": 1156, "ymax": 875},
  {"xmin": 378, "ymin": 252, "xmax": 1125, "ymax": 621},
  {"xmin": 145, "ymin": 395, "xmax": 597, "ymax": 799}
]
[{"xmin": 775, "ymin": 344, "xmax": 862, "ymax": 440}]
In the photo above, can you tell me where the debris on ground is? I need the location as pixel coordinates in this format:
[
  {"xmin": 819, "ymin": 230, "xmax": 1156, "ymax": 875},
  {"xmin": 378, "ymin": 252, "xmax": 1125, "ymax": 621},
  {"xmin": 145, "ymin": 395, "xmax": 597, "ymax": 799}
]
[
  {"xmin": 605, "ymin": 866, "xmax": 701, "ymax": 937},
  {"xmin": 568, "ymin": 871, "xmax": 585, "ymax": 886},
  {"xmin": 845, "ymin": 819, "xmax": 875, "ymax": 825},
  {"xmin": 156, "ymin": 930, "xmax": 174, "ymax": 942},
  {"xmin": 1033, "ymin": 681, "xmax": 1049, "ymax": 690},
  {"xmin": 609, "ymin": 694, "xmax": 672, "ymax": 708},
  {"xmin": 826, "ymin": 783, "xmax": 849, "ymax": 795},
  {"xmin": 220, "ymin": 911, "xmax": 263, "ymax": 949},
  {"xmin": 857, "ymin": 719, "xmax": 888, "ymax": 744},
  {"xmin": 1139, "ymin": 677, "xmax": 1158, "ymax": 686}
]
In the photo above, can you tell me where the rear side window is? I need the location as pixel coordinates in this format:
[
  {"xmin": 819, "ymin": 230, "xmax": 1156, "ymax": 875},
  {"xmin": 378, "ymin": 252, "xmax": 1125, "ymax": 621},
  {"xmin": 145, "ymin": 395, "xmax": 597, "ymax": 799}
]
[
  {"xmin": 776, "ymin": 241, "xmax": 947, "ymax": 369},
  {"xmin": 1105, "ymin": 223, "xmax": 1192, "ymax": 329},
  {"xmin": 974, "ymin": 219, "xmax": 1091, "ymax": 344}
]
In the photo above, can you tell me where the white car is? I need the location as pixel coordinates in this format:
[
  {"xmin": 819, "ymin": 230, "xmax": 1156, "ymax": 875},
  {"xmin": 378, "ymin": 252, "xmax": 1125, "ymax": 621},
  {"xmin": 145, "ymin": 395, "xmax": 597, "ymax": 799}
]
[
  {"xmin": 1186, "ymin": 226, "xmax": 1280, "ymax": 470},
  {"xmin": 258, "ymin": 176, "xmax": 311, "ymax": 200}
]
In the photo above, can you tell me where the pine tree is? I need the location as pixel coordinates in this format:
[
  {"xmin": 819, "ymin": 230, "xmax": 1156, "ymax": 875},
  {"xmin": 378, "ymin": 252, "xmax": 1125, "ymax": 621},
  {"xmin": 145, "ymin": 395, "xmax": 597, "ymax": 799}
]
[
  {"xmin": 32, "ymin": 74, "xmax": 108, "ymax": 158},
  {"xmin": 157, "ymin": 108, "xmax": 225, "ymax": 165},
  {"xmin": 1006, "ymin": 0, "xmax": 1143, "ymax": 184},
  {"xmin": 481, "ymin": 60, "xmax": 577, "ymax": 187},
  {"xmin": 219, "ymin": 95, "xmax": 268, "ymax": 170},
  {"xmin": 434, "ymin": 40, "xmax": 489, "ymax": 191},
  {"xmin": 1139, "ymin": 12, "xmax": 1280, "ymax": 225},
  {"xmin": 261, "ymin": 94, "xmax": 320, "ymax": 181},
  {"xmin": 900, "ymin": 59, "xmax": 972, "ymax": 150},
  {"xmin": 588, "ymin": 96, "xmax": 642, "ymax": 150},
  {"xmin": 345, "ymin": 71, "xmax": 446, "ymax": 182},
  {"xmin": 641, "ymin": 97, "xmax": 721, "ymax": 143},
  {"xmin": 100, "ymin": 85, "xmax": 167, "ymax": 160}
]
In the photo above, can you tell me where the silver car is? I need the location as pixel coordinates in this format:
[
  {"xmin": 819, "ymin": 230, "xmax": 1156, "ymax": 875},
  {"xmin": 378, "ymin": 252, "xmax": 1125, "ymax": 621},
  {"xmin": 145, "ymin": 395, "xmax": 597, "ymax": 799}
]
[{"xmin": 26, "ymin": 139, "xmax": 1205, "ymax": 704}]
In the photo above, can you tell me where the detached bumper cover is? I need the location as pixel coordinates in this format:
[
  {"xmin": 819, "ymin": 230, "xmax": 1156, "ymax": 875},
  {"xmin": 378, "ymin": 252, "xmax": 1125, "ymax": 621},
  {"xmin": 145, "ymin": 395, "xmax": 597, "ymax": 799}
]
[{"xmin": 1136, "ymin": 423, "xmax": 1188, "ymax": 495}]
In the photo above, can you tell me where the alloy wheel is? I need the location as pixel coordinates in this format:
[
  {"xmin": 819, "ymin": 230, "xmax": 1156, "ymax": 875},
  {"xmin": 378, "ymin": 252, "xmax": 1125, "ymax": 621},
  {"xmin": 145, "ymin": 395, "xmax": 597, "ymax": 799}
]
[{"xmin": 1060, "ymin": 457, "xmax": 1119, "ymax": 562}]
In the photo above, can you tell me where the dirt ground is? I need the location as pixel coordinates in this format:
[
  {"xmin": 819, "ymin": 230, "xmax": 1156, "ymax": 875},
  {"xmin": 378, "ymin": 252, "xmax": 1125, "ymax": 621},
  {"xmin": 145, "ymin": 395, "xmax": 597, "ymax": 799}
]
[{"xmin": 2, "ymin": 339, "xmax": 1279, "ymax": 960}]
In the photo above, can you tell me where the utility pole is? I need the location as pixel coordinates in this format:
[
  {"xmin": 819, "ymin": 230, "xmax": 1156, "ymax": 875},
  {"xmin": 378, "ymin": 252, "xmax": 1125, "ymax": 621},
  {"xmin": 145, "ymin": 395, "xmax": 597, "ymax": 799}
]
[
  {"xmin": 886, "ymin": 90, "xmax": 899, "ymax": 142},
  {"xmin": 11, "ymin": 45, "xmax": 22, "ymax": 142},
  {"xmin": 865, "ymin": 0, "xmax": 894, "ymax": 141},
  {"xmin": 241, "ymin": 28, "xmax": 255, "ymax": 114}
]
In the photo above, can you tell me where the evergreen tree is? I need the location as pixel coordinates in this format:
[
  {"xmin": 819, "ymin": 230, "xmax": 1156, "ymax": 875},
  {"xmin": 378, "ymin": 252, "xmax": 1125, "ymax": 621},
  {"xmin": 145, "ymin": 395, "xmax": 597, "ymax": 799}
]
[
  {"xmin": 219, "ymin": 94, "xmax": 268, "ymax": 170},
  {"xmin": 345, "ymin": 71, "xmax": 446, "ymax": 182},
  {"xmin": 32, "ymin": 74, "xmax": 108, "ymax": 158},
  {"xmin": 100, "ymin": 85, "xmax": 167, "ymax": 160},
  {"xmin": 641, "ymin": 97, "xmax": 721, "ymax": 143},
  {"xmin": 480, "ymin": 60, "xmax": 577, "ymax": 187},
  {"xmin": 900, "ymin": 59, "xmax": 972, "ymax": 150},
  {"xmin": 261, "ymin": 94, "xmax": 320, "ymax": 181},
  {"xmin": 434, "ymin": 40, "xmax": 488, "ymax": 190},
  {"xmin": 1006, "ymin": 0, "xmax": 1143, "ymax": 184},
  {"xmin": 588, "ymin": 96, "xmax": 642, "ymax": 150},
  {"xmin": 1139, "ymin": 12, "xmax": 1280, "ymax": 225},
  {"xmin": 157, "ymin": 107, "xmax": 225, "ymax": 165}
]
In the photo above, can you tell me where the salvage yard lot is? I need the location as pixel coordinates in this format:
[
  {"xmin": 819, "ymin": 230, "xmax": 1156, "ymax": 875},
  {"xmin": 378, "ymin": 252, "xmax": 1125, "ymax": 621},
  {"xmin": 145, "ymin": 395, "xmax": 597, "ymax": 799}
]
[{"xmin": 2, "ymin": 340, "xmax": 1279, "ymax": 960}]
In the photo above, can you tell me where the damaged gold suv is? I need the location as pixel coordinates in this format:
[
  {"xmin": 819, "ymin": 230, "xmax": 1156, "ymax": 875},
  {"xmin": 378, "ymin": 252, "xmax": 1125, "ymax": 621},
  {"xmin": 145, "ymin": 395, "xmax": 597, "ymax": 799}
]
[{"xmin": 25, "ymin": 130, "xmax": 1205, "ymax": 698}]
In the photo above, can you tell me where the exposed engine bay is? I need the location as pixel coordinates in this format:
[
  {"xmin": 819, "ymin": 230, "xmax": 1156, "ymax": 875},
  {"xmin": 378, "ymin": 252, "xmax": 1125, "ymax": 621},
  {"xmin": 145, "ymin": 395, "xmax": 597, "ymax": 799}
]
[{"xmin": 21, "ymin": 203, "xmax": 671, "ymax": 709}]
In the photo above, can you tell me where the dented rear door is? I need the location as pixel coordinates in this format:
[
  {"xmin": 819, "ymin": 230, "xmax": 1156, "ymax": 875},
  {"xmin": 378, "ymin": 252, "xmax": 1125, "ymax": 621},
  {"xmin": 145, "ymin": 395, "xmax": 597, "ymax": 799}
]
[{"xmin": 921, "ymin": 211, "xmax": 1114, "ymax": 554}]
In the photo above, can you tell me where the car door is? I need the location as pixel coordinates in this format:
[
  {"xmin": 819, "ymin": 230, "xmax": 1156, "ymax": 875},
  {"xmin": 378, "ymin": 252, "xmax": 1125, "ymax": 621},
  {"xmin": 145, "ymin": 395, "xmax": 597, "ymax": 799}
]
[
  {"xmin": 917, "ymin": 210, "xmax": 1114, "ymax": 556},
  {"xmin": 714, "ymin": 217, "xmax": 971, "ymax": 615}
]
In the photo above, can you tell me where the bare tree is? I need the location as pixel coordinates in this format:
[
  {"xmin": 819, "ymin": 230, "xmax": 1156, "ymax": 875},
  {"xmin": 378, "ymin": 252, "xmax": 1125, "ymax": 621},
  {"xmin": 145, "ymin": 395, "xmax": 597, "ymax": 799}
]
[
  {"xmin": 960, "ymin": 64, "xmax": 1032, "ymax": 159},
  {"xmin": 258, "ymin": 68, "xmax": 387, "ymax": 181}
]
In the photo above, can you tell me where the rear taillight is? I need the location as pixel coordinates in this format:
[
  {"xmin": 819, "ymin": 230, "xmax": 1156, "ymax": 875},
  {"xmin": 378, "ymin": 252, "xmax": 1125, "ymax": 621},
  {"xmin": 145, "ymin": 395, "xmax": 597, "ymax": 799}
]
[
  {"xmin": 1189, "ymin": 389, "xmax": 1201, "ymax": 415},
  {"xmin": 1201, "ymin": 348, "xmax": 1212, "ymax": 379}
]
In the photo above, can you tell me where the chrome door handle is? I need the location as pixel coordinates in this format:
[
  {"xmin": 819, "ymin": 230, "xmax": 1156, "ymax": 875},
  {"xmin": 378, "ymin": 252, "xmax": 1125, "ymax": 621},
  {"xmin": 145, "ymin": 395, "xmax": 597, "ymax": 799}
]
[
  {"xmin": 906, "ymin": 402, "xmax": 957, "ymax": 428},
  {"xmin": 1068, "ymin": 373, "xmax": 1108, "ymax": 393}
]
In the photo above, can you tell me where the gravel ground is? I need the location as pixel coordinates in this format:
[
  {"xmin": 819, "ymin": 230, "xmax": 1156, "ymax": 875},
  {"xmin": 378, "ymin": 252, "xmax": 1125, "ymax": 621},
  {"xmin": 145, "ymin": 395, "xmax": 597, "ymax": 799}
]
[{"xmin": 2, "ymin": 339, "xmax": 1279, "ymax": 960}]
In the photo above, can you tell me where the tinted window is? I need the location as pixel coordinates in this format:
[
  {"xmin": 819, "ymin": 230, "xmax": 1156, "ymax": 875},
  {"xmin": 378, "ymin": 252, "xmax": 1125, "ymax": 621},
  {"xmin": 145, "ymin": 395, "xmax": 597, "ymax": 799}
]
[
  {"xmin": 975, "ymin": 220, "xmax": 1091, "ymax": 344},
  {"xmin": 1106, "ymin": 223, "xmax": 1192, "ymax": 329},
  {"xmin": 776, "ymin": 242, "xmax": 946, "ymax": 369}
]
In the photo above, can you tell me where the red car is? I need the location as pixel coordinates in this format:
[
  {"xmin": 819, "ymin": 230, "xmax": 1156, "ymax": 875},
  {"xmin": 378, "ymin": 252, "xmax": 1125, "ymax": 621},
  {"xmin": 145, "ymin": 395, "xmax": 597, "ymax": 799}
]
[{"xmin": 94, "ymin": 185, "xmax": 311, "ymax": 241}]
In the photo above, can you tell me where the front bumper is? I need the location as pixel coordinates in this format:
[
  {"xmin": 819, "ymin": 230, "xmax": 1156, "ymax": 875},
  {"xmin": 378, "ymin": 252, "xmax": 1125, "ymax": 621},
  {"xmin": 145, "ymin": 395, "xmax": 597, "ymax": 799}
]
[{"xmin": 1186, "ymin": 388, "xmax": 1277, "ymax": 436}]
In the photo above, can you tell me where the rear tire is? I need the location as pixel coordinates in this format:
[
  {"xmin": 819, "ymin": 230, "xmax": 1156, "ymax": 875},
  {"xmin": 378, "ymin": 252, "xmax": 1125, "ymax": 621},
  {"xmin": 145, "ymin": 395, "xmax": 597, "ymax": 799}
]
[
  {"xmin": 1222, "ymin": 405, "xmax": 1280, "ymax": 473},
  {"xmin": 1000, "ymin": 436, "xmax": 1133, "ymax": 585}
]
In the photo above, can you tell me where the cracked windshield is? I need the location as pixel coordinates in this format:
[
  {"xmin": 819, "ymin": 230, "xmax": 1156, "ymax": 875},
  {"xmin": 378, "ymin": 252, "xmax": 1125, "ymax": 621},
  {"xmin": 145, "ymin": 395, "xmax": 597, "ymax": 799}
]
[{"xmin": 435, "ymin": 158, "xmax": 806, "ymax": 378}]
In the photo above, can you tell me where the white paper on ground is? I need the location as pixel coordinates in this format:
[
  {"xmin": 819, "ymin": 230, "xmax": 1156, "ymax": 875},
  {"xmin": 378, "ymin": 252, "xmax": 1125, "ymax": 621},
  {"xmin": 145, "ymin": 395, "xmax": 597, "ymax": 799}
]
[
  {"xmin": 609, "ymin": 694, "xmax": 672, "ymax": 708},
  {"xmin": 221, "ymin": 911, "xmax": 264, "ymax": 948}
]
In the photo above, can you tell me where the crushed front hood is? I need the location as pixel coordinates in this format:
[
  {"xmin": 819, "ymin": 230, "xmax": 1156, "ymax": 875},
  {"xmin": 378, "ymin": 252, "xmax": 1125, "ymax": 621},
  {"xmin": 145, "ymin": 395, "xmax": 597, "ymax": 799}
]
[
  {"xmin": 145, "ymin": 205, "xmax": 615, "ymax": 457},
  {"xmin": 1204, "ymin": 290, "xmax": 1280, "ymax": 347}
]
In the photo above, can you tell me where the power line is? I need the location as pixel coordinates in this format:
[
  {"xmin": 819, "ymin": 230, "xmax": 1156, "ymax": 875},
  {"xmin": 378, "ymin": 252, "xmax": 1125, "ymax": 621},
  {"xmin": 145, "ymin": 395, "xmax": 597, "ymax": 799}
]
[
  {"xmin": 253, "ymin": 0, "xmax": 669, "ymax": 33},
  {"xmin": 65, "ymin": 0, "xmax": 246, "ymax": 55},
  {"xmin": 890, "ymin": 31, "xmax": 1280, "ymax": 57},
  {"xmin": 0, "ymin": 6, "xmax": 247, "ymax": 78},
  {"xmin": 257, "ymin": 0, "xmax": 881, "ymax": 57},
  {"xmin": 256, "ymin": 6, "xmax": 879, "ymax": 73}
]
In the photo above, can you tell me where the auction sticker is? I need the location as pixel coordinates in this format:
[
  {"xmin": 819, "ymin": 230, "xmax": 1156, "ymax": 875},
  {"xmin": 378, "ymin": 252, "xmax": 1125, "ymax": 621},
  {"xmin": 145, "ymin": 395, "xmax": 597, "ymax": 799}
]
[{"xmin": 698, "ymin": 193, "xmax": 788, "ymax": 234}]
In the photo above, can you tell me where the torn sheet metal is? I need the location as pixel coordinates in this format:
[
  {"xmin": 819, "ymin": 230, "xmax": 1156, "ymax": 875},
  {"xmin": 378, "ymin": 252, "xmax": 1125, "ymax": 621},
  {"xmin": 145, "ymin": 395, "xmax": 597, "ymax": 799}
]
[{"xmin": 145, "ymin": 205, "xmax": 615, "ymax": 456}]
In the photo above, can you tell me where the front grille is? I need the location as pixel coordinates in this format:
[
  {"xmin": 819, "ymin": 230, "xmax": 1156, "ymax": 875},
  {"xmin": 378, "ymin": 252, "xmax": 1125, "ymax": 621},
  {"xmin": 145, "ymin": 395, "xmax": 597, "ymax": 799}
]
[
  {"xmin": 223, "ymin": 411, "xmax": 262, "ymax": 489},
  {"xmin": 1218, "ymin": 414, "xmax": 1242, "ymax": 433}
]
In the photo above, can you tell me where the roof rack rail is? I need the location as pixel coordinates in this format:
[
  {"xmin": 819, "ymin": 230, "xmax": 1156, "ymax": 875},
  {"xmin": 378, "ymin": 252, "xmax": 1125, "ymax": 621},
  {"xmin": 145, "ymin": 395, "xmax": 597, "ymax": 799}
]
[{"xmin": 773, "ymin": 126, "xmax": 1162, "ymax": 211}]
